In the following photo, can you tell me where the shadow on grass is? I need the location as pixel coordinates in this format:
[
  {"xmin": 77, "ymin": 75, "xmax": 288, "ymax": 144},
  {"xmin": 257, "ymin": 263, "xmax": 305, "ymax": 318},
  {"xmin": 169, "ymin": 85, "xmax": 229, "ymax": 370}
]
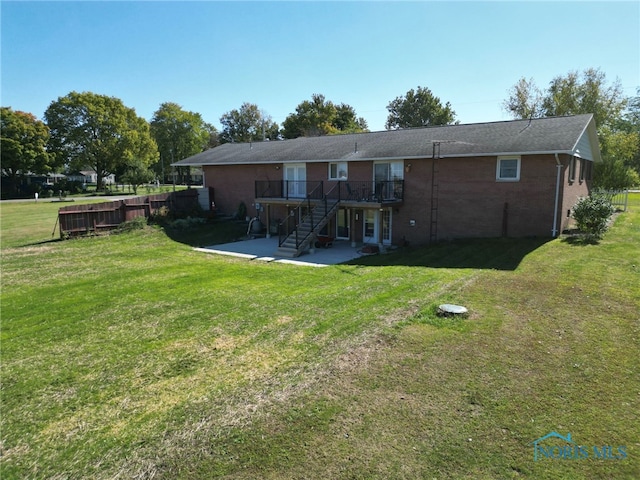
[
  {"xmin": 23, "ymin": 238, "xmax": 65, "ymax": 247},
  {"xmin": 561, "ymin": 235, "xmax": 601, "ymax": 246},
  {"xmin": 159, "ymin": 220, "xmax": 249, "ymax": 248},
  {"xmin": 344, "ymin": 237, "xmax": 553, "ymax": 271},
  {"xmin": 560, "ymin": 229, "xmax": 604, "ymax": 246}
]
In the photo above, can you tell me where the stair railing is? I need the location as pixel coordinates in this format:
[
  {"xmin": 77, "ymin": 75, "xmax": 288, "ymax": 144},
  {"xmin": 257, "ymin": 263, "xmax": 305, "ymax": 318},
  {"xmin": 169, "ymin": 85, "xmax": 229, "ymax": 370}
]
[
  {"xmin": 277, "ymin": 182, "xmax": 343, "ymax": 250},
  {"xmin": 278, "ymin": 182, "xmax": 324, "ymax": 248}
]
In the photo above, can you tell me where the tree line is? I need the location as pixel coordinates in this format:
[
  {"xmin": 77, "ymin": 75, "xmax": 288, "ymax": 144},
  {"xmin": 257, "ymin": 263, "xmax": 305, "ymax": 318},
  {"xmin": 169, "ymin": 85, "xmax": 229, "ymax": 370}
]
[
  {"xmin": 503, "ymin": 68, "xmax": 639, "ymax": 190},
  {"xmin": 1, "ymin": 68, "xmax": 638, "ymax": 197}
]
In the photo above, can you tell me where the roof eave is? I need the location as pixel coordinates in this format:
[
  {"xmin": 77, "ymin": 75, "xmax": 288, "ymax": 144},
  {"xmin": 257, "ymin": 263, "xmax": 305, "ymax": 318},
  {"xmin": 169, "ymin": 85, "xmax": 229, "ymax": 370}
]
[{"xmin": 172, "ymin": 150, "xmax": 587, "ymax": 167}]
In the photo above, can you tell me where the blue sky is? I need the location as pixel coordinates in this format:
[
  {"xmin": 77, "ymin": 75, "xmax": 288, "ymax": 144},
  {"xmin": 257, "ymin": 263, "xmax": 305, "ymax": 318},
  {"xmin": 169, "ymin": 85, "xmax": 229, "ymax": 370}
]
[{"xmin": 2, "ymin": 1, "xmax": 638, "ymax": 133}]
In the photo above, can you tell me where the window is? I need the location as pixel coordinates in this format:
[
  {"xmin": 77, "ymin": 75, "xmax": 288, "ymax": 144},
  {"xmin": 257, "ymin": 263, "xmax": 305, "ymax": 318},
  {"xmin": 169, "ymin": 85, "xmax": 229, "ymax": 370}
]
[
  {"xmin": 496, "ymin": 156, "xmax": 521, "ymax": 181},
  {"xmin": 569, "ymin": 156, "xmax": 576, "ymax": 183},
  {"xmin": 329, "ymin": 162, "xmax": 348, "ymax": 180},
  {"xmin": 579, "ymin": 158, "xmax": 592, "ymax": 182},
  {"xmin": 374, "ymin": 161, "xmax": 404, "ymax": 201},
  {"xmin": 585, "ymin": 160, "xmax": 592, "ymax": 180}
]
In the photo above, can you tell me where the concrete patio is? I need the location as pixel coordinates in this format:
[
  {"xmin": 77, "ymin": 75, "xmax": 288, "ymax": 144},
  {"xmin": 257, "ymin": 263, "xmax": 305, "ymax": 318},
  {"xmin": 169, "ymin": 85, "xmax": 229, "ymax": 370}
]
[{"xmin": 194, "ymin": 237, "xmax": 368, "ymax": 267}]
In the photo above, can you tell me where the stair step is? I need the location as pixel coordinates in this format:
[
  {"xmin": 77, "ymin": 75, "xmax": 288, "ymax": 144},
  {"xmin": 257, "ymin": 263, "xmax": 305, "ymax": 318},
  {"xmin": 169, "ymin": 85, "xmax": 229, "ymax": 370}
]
[
  {"xmin": 277, "ymin": 201, "xmax": 341, "ymax": 258},
  {"xmin": 275, "ymin": 247, "xmax": 300, "ymax": 258}
]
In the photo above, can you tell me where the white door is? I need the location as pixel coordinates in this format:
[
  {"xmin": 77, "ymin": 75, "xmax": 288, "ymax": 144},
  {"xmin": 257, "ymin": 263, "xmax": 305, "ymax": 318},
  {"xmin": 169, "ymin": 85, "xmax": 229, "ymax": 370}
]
[
  {"xmin": 284, "ymin": 164, "xmax": 306, "ymax": 198},
  {"xmin": 363, "ymin": 209, "xmax": 392, "ymax": 245}
]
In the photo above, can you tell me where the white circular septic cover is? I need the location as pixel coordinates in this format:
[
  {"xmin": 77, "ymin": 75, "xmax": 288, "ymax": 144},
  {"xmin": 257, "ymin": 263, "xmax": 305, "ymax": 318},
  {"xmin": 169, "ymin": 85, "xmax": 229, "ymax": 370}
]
[{"xmin": 438, "ymin": 304, "xmax": 468, "ymax": 315}]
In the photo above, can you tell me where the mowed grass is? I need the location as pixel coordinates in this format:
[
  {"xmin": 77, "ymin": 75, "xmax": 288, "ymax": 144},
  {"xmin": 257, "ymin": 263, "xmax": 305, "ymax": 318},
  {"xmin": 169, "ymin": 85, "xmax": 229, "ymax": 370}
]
[
  {"xmin": 0, "ymin": 199, "xmax": 102, "ymax": 248},
  {"xmin": 1, "ymin": 195, "xmax": 639, "ymax": 479}
]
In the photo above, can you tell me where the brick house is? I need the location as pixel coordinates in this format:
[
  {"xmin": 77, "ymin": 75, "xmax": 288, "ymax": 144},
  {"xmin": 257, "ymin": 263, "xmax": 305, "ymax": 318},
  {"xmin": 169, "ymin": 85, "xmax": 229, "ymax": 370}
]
[{"xmin": 173, "ymin": 114, "xmax": 600, "ymax": 257}]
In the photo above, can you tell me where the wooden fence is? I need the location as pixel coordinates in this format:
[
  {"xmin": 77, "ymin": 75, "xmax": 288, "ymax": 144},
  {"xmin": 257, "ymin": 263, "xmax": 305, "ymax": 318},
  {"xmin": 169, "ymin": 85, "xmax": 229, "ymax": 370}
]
[{"xmin": 57, "ymin": 189, "xmax": 199, "ymax": 237}]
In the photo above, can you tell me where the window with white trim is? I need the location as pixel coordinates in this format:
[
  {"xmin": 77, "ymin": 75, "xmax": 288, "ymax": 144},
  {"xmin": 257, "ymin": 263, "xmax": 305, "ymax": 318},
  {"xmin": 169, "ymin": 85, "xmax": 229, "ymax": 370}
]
[
  {"xmin": 329, "ymin": 162, "xmax": 348, "ymax": 180},
  {"xmin": 496, "ymin": 156, "xmax": 521, "ymax": 182}
]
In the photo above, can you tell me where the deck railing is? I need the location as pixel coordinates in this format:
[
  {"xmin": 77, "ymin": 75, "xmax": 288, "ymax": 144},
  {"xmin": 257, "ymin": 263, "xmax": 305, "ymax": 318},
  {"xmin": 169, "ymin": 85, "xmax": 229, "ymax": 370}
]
[
  {"xmin": 256, "ymin": 180, "xmax": 404, "ymax": 203},
  {"xmin": 255, "ymin": 180, "xmax": 323, "ymax": 201},
  {"xmin": 337, "ymin": 180, "xmax": 404, "ymax": 202}
]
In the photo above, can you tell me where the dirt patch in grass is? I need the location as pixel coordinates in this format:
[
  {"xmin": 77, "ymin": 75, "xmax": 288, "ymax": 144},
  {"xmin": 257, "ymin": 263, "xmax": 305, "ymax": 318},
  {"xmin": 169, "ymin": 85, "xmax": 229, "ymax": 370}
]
[{"xmin": 0, "ymin": 244, "xmax": 55, "ymax": 256}]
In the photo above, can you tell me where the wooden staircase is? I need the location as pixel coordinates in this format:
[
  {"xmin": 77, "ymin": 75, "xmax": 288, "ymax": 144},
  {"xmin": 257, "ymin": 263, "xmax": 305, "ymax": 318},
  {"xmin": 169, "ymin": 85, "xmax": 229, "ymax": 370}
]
[{"xmin": 276, "ymin": 199, "xmax": 340, "ymax": 258}]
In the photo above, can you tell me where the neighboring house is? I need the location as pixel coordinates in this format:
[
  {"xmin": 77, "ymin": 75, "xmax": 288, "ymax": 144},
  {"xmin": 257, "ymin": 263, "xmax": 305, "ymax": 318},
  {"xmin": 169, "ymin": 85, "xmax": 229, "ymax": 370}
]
[
  {"xmin": 67, "ymin": 170, "xmax": 116, "ymax": 185},
  {"xmin": 173, "ymin": 114, "xmax": 599, "ymax": 257},
  {"xmin": 0, "ymin": 173, "xmax": 65, "ymax": 199},
  {"xmin": 167, "ymin": 166, "xmax": 204, "ymax": 186}
]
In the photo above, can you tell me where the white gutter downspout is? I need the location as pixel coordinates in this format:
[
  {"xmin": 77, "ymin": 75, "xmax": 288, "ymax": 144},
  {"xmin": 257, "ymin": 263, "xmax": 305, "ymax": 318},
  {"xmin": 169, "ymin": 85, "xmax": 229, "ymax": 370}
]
[{"xmin": 552, "ymin": 153, "xmax": 562, "ymax": 237}]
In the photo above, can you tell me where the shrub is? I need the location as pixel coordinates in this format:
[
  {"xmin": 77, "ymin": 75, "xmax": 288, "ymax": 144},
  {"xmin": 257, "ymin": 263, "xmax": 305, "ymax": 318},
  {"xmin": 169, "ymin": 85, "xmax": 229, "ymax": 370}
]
[
  {"xmin": 571, "ymin": 193, "xmax": 615, "ymax": 240},
  {"xmin": 55, "ymin": 179, "xmax": 83, "ymax": 195},
  {"xmin": 148, "ymin": 206, "xmax": 172, "ymax": 225},
  {"xmin": 169, "ymin": 216, "xmax": 206, "ymax": 230},
  {"xmin": 116, "ymin": 216, "xmax": 148, "ymax": 233},
  {"xmin": 236, "ymin": 201, "xmax": 247, "ymax": 220},
  {"xmin": 593, "ymin": 158, "xmax": 640, "ymax": 190}
]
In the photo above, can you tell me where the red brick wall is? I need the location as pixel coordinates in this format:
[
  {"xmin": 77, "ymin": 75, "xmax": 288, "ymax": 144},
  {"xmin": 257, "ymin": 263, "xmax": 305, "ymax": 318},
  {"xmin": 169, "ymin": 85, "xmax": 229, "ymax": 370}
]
[
  {"xmin": 396, "ymin": 154, "xmax": 566, "ymax": 244},
  {"xmin": 203, "ymin": 154, "xmax": 592, "ymax": 244},
  {"xmin": 390, "ymin": 159, "xmax": 430, "ymax": 245},
  {"xmin": 204, "ymin": 163, "xmax": 280, "ymax": 217},
  {"xmin": 558, "ymin": 156, "xmax": 591, "ymax": 233}
]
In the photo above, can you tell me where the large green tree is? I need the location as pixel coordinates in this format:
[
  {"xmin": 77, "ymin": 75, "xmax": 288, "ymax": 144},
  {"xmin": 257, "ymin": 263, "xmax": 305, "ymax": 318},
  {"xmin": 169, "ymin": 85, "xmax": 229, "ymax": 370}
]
[
  {"xmin": 44, "ymin": 92, "xmax": 157, "ymax": 191},
  {"xmin": 502, "ymin": 77, "xmax": 545, "ymax": 120},
  {"xmin": 595, "ymin": 126, "xmax": 640, "ymax": 189},
  {"xmin": 281, "ymin": 94, "xmax": 368, "ymax": 139},
  {"xmin": 503, "ymin": 69, "xmax": 637, "ymax": 189},
  {"xmin": 385, "ymin": 86, "xmax": 457, "ymax": 130},
  {"xmin": 219, "ymin": 103, "xmax": 279, "ymax": 143},
  {"xmin": 545, "ymin": 69, "xmax": 626, "ymax": 128},
  {"xmin": 334, "ymin": 103, "xmax": 369, "ymax": 133},
  {"xmin": 613, "ymin": 88, "xmax": 640, "ymax": 176},
  {"xmin": 121, "ymin": 157, "xmax": 155, "ymax": 194},
  {"xmin": 1, "ymin": 107, "xmax": 55, "ymax": 195},
  {"xmin": 504, "ymin": 69, "xmax": 627, "ymax": 127},
  {"xmin": 150, "ymin": 102, "xmax": 213, "ymax": 181}
]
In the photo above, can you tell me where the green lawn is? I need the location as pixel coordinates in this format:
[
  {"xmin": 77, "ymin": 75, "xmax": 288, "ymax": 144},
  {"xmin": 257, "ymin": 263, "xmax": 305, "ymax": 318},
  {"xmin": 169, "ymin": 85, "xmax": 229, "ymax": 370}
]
[{"xmin": 1, "ymin": 195, "xmax": 639, "ymax": 479}]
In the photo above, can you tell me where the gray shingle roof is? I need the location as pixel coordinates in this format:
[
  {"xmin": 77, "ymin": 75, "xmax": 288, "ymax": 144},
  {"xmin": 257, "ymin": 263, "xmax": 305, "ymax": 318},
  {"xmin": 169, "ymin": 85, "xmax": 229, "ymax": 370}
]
[{"xmin": 173, "ymin": 114, "xmax": 600, "ymax": 167}]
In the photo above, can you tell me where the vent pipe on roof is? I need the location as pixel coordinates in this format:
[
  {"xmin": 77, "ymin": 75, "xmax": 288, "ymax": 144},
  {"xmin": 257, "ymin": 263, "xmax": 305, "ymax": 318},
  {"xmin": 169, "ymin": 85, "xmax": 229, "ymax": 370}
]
[{"xmin": 355, "ymin": 142, "xmax": 358, "ymax": 153}]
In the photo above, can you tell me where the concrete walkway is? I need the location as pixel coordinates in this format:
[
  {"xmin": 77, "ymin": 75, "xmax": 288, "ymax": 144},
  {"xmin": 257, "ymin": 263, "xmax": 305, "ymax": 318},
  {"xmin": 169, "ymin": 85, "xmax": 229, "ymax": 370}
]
[{"xmin": 194, "ymin": 237, "xmax": 366, "ymax": 267}]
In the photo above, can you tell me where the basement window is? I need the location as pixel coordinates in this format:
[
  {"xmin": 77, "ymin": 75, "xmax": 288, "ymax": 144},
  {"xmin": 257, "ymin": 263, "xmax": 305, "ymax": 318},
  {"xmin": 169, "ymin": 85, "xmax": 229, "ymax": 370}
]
[{"xmin": 496, "ymin": 156, "xmax": 521, "ymax": 182}]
